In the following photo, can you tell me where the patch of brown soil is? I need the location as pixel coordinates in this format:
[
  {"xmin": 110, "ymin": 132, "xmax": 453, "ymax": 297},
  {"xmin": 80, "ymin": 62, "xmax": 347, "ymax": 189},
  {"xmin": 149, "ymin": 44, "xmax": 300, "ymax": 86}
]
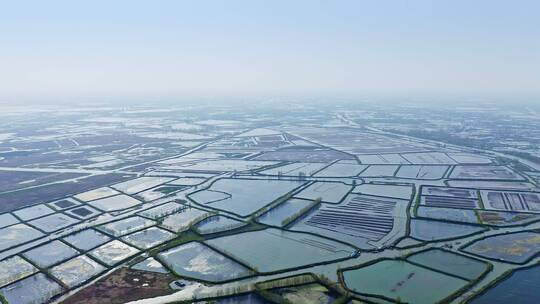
[{"xmin": 62, "ymin": 268, "xmax": 175, "ymax": 304}]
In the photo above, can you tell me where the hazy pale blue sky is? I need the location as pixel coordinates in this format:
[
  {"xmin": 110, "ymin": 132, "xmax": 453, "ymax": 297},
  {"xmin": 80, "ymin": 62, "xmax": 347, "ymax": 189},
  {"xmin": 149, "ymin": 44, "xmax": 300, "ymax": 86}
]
[{"xmin": 0, "ymin": 0, "xmax": 539, "ymax": 102}]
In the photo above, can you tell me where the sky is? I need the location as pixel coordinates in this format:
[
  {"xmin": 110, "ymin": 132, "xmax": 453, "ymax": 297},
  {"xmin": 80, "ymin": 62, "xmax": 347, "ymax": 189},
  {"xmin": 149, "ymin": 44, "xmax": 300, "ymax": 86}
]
[{"xmin": 0, "ymin": 0, "xmax": 539, "ymax": 103}]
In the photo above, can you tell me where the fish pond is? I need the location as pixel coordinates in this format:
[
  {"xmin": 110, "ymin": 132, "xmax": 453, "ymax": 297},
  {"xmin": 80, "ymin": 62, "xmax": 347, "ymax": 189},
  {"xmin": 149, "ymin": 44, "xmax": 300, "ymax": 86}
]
[
  {"xmin": 195, "ymin": 215, "xmax": 246, "ymax": 234},
  {"xmin": 158, "ymin": 241, "xmax": 252, "ymax": 282},
  {"xmin": 342, "ymin": 259, "xmax": 468, "ymax": 304},
  {"xmin": 13, "ymin": 204, "xmax": 55, "ymax": 221},
  {"xmin": 313, "ymin": 162, "xmax": 367, "ymax": 177},
  {"xmin": 88, "ymin": 194, "xmax": 142, "ymax": 212},
  {"xmin": 0, "ymin": 224, "xmax": 44, "ymax": 251},
  {"xmin": 257, "ymin": 198, "xmax": 315, "ymax": 227},
  {"xmin": 160, "ymin": 207, "xmax": 211, "ymax": 232},
  {"xmin": 271, "ymin": 283, "xmax": 337, "ymax": 304},
  {"xmin": 0, "ymin": 256, "xmax": 38, "ymax": 288},
  {"xmin": 28, "ymin": 213, "xmax": 79, "ymax": 233},
  {"xmin": 470, "ymin": 265, "xmax": 540, "ymax": 304},
  {"xmin": 0, "ymin": 273, "xmax": 64, "ymax": 304},
  {"xmin": 51, "ymin": 255, "xmax": 106, "ymax": 288},
  {"xmin": 206, "ymin": 228, "xmax": 355, "ymax": 273},
  {"xmin": 407, "ymin": 248, "xmax": 488, "ymax": 280},
  {"xmin": 352, "ymin": 183, "xmax": 412, "ymax": 200},
  {"xmin": 23, "ymin": 240, "xmax": 79, "ymax": 268},
  {"xmin": 98, "ymin": 216, "xmax": 155, "ymax": 237},
  {"xmin": 131, "ymin": 257, "xmax": 169, "ymax": 274},
  {"xmin": 63, "ymin": 229, "xmax": 111, "ymax": 251},
  {"xmin": 189, "ymin": 178, "xmax": 303, "ymax": 217},
  {"xmin": 138, "ymin": 202, "xmax": 186, "ymax": 219},
  {"xmin": 294, "ymin": 182, "xmax": 351, "ymax": 204},
  {"xmin": 416, "ymin": 206, "xmax": 479, "ymax": 224},
  {"xmin": 122, "ymin": 227, "xmax": 176, "ymax": 249},
  {"xmin": 410, "ymin": 219, "xmax": 484, "ymax": 241},
  {"xmin": 90, "ymin": 240, "xmax": 140, "ymax": 266}
]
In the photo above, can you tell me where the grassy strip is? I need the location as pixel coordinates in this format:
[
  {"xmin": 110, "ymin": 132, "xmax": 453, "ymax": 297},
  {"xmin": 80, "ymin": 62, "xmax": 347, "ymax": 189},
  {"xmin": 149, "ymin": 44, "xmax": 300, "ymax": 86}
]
[
  {"xmin": 477, "ymin": 190, "xmax": 486, "ymax": 209},
  {"xmin": 256, "ymin": 274, "xmax": 316, "ymax": 290},
  {"xmin": 257, "ymin": 289, "xmax": 291, "ymax": 304},
  {"xmin": 412, "ymin": 189, "xmax": 421, "ymax": 217},
  {"xmin": 332, "ymin": 295, "xmax": 350, "ymax": 304},
  {"xmin": 0, "ymin": 293, "xmax": 8, "ymax": 304},
  {"xmin": 255, "ymin": 274, "xmax": 316, "ymax": 304}
]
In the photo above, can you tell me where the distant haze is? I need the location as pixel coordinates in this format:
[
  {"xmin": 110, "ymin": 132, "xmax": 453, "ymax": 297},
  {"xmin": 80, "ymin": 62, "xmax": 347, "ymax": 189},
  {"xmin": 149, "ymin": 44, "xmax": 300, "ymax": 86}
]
[{"xmin": 0, "ymin": 0, "xmax": 539, "ymax": 103}]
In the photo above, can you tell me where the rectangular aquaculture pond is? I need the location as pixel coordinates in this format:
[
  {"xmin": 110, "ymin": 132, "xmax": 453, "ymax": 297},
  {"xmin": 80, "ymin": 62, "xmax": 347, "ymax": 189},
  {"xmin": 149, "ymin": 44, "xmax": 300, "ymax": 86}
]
[
  {"xmin": 189, "ymin": 178, "xmax": 304, "ymax": 217},
  {"xmin": 257, "ymin": 198, "xmax": 315, "ymax": 227},
  {"xmin": 206, "ymin": 228, "xmax": 355, "ymax": 273},
  {"xmin": 158, "ymin": 241, "xmax": 252, "ymax": 282},
  {"xmin": 342, "ymin": 259, "xmax": 468, "ymax": 304},
  {"xmin": 294, "ymin": 181, "xmax": 352, "ymax": 204}
]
